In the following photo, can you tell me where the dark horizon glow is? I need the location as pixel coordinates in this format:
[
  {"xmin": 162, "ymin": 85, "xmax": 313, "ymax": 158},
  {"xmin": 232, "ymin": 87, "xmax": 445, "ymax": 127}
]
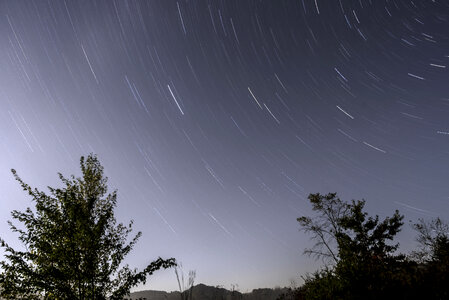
[{"xmin": 0, "ymin": 0, "xmax": 448, "ymax": 293}]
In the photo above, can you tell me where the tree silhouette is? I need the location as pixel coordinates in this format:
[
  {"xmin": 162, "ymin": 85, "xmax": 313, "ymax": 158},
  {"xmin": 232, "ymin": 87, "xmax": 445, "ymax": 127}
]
[
  {"xmin": 412, "ymin": 218, "xmax": 449, "ymax": 299},
  {"xmin": 276, "ymin": 192, "xmax": 449, "ymax": 300},
  {"xmin": 0, "ymin": 154, "xmax": 176, "ymax": 299},
  {"xmin": 296, "ymin": 193, "xmax": 407, "ymax": 300},
  {"xmin": 297, "ymin": 193, "xmax": 351, "ymax": 264}
]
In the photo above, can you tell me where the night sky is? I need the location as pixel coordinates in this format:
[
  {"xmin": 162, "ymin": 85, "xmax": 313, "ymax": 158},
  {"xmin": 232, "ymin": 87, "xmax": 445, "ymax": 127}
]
[{"xmin": 1, "ymin": 0, "xmax": 449, "ymax": 293}]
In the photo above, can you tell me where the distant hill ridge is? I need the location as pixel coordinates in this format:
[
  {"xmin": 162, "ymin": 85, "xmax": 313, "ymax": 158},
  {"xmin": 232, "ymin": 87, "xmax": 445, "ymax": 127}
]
[{"xmin": 125, "ymin": 283, "xmax": 289, "ymax": 300}]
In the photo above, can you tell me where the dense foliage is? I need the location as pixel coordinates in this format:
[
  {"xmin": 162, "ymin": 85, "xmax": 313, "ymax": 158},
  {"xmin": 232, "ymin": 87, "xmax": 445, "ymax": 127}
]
[
  {"xmin": 282, "ymin": 193, "xmax": 449, "ymax": 300},
  {"xmin": 0, "ymin": 154, "xmax": 176, "ymax": 300}
]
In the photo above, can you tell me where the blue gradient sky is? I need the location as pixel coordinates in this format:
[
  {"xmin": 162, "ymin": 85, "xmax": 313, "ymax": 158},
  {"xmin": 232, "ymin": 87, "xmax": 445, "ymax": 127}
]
[{"xmin": 1, "ymin": 0, "xmax": 448, "ymax": 293}]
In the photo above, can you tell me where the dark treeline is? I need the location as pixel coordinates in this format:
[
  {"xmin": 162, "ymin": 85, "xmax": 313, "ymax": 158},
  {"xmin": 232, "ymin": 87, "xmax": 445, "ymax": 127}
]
[{"xmin": 280, "ymin": 193, "xmax": 449, "ymax": 300}]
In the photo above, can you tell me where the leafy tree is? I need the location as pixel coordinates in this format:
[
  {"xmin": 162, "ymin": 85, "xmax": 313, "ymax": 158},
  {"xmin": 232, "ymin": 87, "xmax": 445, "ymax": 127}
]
[
  {"xmin": 334, "ymin": 199, "xmax": 405, "ymax": 299},
  {"xmin": 297, "ymin": 193, "xmax": 350, "ymax": 264},
  {"xmin": 296, "ymin": 193, "xmax": 407, "ymax": 300},
  {"xmin": 0, "ymin": 154, "xmax": 176, "ymax": 299},
  {"xmin": 412, "ymin": 218, "xmax": 449, "ymax": 299},
  {"xmin": 284, "ymin": 193, "xmax": 449, "ymax": 300},
  {"xmin": 413, "ymin": 217, "xmax": 449, "ymax": 263},
  {"xmin": 336, "ymin": 199, "xmax": 403, "ymax": 260}
]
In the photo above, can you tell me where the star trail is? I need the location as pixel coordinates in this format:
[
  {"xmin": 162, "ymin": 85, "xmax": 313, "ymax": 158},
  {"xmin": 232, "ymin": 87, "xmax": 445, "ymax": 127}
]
[{"xmin": 0, "ymin": 0, "xmax": 448, "ymax": 292}]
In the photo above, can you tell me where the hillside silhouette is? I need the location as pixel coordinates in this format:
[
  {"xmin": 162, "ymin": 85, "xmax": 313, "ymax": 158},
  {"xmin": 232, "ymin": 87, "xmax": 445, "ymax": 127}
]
[{"xmin": 125, "ymin": 284, "xmax": 288, "ymax": 300}]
